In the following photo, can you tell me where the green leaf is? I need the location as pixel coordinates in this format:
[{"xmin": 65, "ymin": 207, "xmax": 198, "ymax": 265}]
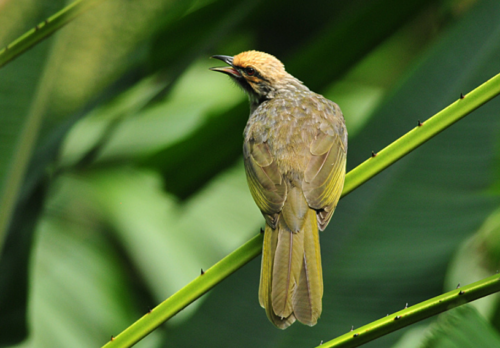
[
  {"xmin": 444, "ymin": 209, "xmax": 500, "ymax": 319},
  {"xmin": 9, "ymin": 189, "xmax": 160, "ymax": 348},
  {"xmin": 148, "ymin": 0, "xmax": 260, "ymax": 72},
  {"xmin": 286, "ymin": 0, "xmax": 435, "ymax": 91},
  {"xmin": 73, "ymin": 162, "xmax": 261, "ymax": 325},
  {"xmin": 421, "ymin": 306, "xmax": 500, "ymax": 348},
  {"xmin": 0, "ymin": 0, "xmax": 197, "ymax": 344},
  {"xmin": 0, "ymin": 2, "xmax": 65, "ymax": 344}
]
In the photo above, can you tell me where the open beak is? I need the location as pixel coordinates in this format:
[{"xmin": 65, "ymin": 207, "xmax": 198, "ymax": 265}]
[{"xmin": 209, "ymin": 55, "xmax": 241, "ymax": 77}]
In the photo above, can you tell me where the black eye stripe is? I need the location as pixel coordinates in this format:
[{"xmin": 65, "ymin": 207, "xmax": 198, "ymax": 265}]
[{"xmin": 235, "ymin": 66, "xmax": 269, "ymax": 82}]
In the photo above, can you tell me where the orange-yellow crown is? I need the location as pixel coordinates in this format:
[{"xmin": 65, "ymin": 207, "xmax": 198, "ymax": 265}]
[{"xmin": 233, "ymin": 50, "xmax": 286, "ymax": 81}]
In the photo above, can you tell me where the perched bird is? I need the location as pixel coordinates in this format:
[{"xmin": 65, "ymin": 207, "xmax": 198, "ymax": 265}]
[{"xmin": 210, "ymin": 51, "xmax": 347, "ymax": 329}]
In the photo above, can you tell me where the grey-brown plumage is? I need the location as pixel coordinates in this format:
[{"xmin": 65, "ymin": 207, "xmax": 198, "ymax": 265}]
[{"xmin": 210, "ymin": 50, "xmax": 347, "ymax": 329}]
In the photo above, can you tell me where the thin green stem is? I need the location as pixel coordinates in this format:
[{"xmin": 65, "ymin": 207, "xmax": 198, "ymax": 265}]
[
  {"xmin": 319, "ymin": 274, "xmax": 500, "ymax": 348},
  {"xmin": 102, "ymin": 72, "xmax": 500, "ymax": 348},
  {"xmin": 102, "ymin": 234, "xmax": 263, "ymax": 348},
  {"xmin": 342, "ymin": 73, "xmax": 500, "ymax": 196},
  {"xmin": 0, "ymin": 0, "xmax": 105, "ymax": 69}
]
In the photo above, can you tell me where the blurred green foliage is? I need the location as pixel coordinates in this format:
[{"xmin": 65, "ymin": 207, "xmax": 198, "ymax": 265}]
[{"xmin": 1, "ymin": 0, "xmax": 500, "ymax": 347}]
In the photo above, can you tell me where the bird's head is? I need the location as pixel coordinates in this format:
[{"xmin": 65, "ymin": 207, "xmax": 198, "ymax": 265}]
[{"xmin": 210, "ymin": 50, "xmax": 292, "ymax": 105}]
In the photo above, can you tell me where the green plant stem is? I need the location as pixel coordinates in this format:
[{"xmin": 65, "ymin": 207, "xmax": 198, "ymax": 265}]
[
  {"xmin": 0, "ymin": 0, "xmax": 105, "ymax": 69},
  {"xmin": 102, "ymin": 72, "xmax": 500, "ymax": 348},
  {"xmin": 319, "ymin": 274, "xmax": 500, "ymax": 348},
  {"xmin": 342, "ymin": 72, "xmax": 500, "ymax": 196},
  {"xmin": 102, "ymin": 234, "xmax": 263, "ymax": 348}
]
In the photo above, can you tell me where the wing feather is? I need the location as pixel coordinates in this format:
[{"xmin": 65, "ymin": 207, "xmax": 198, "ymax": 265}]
[
  {"xmin": 243, "ymin": 140, "xmax": 286, "ymax": 228},
  {"xmin": 303, "ymin": 132, "xmax": 346, "ymax": 230}
]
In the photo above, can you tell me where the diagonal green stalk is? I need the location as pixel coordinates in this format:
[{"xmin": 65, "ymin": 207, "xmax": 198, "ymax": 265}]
[
  {"xmin": 0, "ymin": 0, "xmax": 105, "ymax": 69},
  {"xmin": 342, "ymin": 72, "xmax": 500, "ymax": 196},
  {"xmin": 319, "ymin": 274, "xmax": 500, "ymax": 348},
  {"xmin": 102, "ymin": 72, "xmax": 500, "ymax": 348},
  {"xmin": 103, "ymin": 235, "xmax": 263, "ymax": 347}
]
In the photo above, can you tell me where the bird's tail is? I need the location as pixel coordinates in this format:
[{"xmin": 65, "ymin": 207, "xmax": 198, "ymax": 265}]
[{"xmin": 259, "ymin": 187, "xmax": 323, "ymax": 329}]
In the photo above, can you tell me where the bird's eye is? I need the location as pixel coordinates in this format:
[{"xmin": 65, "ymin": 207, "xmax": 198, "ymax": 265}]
[{"xmin": 245, "ymin": 67, "xmax": 255, "ymax": 76}]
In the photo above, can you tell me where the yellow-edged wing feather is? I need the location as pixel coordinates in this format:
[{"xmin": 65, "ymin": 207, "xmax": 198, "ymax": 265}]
[
  {"xmin": 243, "ymin": 140, "xmax": 286, "ymax": 228},
  {"xmin": 303, "ymin": 131, "xmax": 347, "ymax": 230}
]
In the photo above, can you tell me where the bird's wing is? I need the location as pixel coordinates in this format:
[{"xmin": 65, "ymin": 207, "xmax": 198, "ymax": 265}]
[
  {"xmin": 302, "ymin": 112, "xmax": 347, "ymax": 231},
  {"xmin": 243, "ymin": 140, "xmax": 286, "ymax": 228}
]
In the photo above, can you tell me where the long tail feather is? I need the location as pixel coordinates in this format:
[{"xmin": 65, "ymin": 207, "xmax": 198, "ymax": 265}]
[
  {"xmin": 271, "ymin": 221, "xmax": 304, "ymax": 318},
  {"xmin": 259, "ymin": 224, "xmax": 296, "ymax": 329},
  {"xmin": 259, "ymin": 190, "xmax": 323, "ymax": 328},
  {"xmin": 292, "ymin": 209, "xmax": 322, "ymax": 325}
]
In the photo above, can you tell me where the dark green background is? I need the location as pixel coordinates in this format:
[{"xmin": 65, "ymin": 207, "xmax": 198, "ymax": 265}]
[{"xmin": 1, "ymin": 0, "xmax": 500, "ymax": 347}]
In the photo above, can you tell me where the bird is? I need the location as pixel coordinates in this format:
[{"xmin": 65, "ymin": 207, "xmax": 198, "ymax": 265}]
[{"xmin": 210, "ymin": 51, "xmax": 347, "ymax": 329}]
